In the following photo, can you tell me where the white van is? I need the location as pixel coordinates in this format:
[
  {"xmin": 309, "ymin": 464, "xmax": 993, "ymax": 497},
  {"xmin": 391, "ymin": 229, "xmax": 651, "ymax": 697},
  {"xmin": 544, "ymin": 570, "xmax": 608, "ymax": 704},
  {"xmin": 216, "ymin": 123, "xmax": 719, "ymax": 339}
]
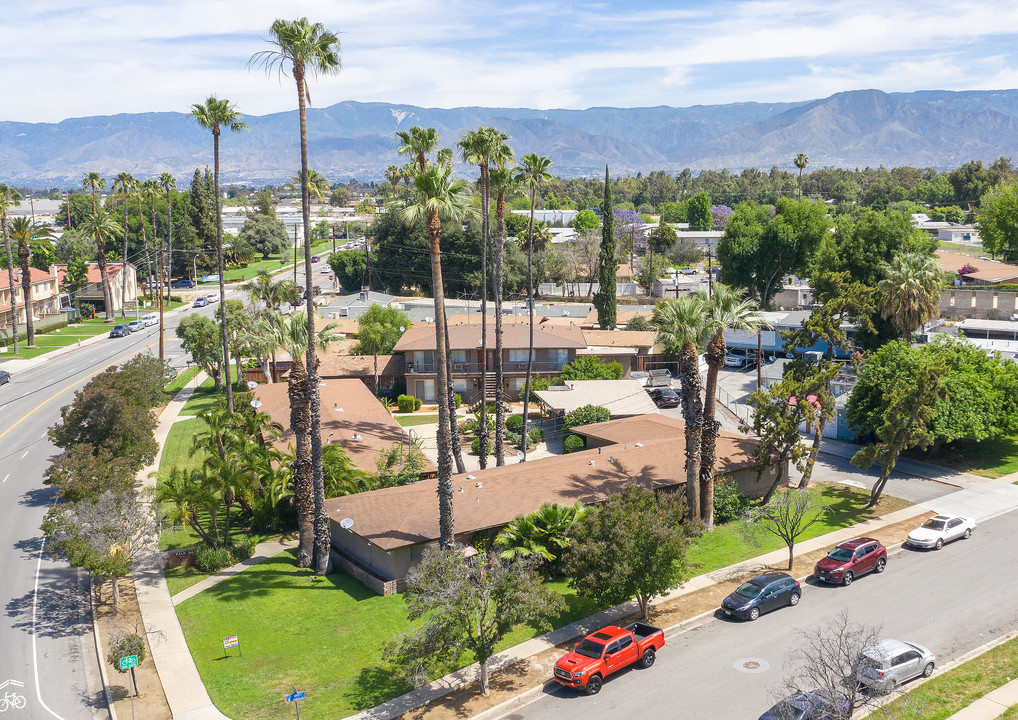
[{"xmin": 142, "ymin": 313, "xmax": 158, "ymax": 327}]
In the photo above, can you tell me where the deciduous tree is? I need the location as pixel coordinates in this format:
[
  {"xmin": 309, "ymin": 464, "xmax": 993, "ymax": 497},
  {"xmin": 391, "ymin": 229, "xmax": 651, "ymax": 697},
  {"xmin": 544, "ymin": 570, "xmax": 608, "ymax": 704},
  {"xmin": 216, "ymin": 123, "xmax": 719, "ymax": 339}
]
[{"xmin": 741, "ymin": 490, "xmax": 828, "ymax": 569}]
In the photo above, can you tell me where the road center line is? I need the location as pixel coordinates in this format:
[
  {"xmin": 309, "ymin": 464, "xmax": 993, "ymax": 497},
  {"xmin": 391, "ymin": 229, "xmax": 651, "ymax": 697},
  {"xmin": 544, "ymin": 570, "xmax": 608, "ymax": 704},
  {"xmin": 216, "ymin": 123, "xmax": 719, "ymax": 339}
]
[{"xmin": 0, "ymin": 343, "xmax": 157, "ymax": 443}]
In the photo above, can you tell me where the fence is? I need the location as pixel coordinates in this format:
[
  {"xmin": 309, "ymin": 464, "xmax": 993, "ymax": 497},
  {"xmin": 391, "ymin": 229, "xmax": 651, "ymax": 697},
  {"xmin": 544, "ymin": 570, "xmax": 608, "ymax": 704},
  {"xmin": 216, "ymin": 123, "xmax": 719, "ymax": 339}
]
[{"xmin": 715, "ymin": 384, "xmax": 753, "ymax": 425}]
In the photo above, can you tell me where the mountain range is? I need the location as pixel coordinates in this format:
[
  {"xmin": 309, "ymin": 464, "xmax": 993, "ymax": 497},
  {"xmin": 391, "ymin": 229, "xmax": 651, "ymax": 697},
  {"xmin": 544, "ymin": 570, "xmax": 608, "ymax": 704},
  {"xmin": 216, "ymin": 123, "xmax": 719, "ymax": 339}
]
[{"xmin": 3, "ymin": 88, "xmax": 1018, "ymax": 186}]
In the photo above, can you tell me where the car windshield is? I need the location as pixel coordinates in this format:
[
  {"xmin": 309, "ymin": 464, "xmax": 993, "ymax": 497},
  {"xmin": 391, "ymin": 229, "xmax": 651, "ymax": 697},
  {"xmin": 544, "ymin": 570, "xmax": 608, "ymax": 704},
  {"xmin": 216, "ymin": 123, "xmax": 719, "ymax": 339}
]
[
  {"xmin": 734, "ymin": 582, "xmax": 762, "ymax": 599},
  {"xmin": 828, "ymin": 547, "xmax": 853, "ymax": 562},
  {"xmin": 922, "ymin": 519, "xmax": 947, "ymax": 531},
  {"xmin": 574, "ymin": 639, "xmax": 605, "ymax": 659}
]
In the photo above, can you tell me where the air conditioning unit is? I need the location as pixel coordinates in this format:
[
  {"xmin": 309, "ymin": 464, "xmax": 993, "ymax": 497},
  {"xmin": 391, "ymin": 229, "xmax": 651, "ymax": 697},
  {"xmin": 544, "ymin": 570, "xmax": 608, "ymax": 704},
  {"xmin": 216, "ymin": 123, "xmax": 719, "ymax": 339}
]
[
  {"xmin": 453, "ymin": 363, "xmax": 465, "ymax": 371},
  {"xmin": 338, "ymin": 307, "xmax": 349, "ymax": 317}
]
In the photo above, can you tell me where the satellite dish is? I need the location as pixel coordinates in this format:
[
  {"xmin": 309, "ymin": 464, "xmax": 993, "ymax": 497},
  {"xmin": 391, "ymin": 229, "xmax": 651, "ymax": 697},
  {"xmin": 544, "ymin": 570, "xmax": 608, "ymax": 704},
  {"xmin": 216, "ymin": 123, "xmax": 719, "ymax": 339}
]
[
  {"xmin": 246, "ymin": 381, "xmax": 258, "ymax": 390},
  {"xmin": 340, "ymin": 517, "xmax": 354, "ymax": 529},
  {"xmin": 250, "ymin": 400, "xmax": 263, "ymax": 409},
  {"xmin": 425, "ymin": 316, "xmax": 434, "ymax": 323},
  {"xmin": 399, "ymin": 326, "xmax": 406, "ymax": 332},
  {"xmin": 516, "ymin": 450, "xmax": 525, "ymax": 460}
]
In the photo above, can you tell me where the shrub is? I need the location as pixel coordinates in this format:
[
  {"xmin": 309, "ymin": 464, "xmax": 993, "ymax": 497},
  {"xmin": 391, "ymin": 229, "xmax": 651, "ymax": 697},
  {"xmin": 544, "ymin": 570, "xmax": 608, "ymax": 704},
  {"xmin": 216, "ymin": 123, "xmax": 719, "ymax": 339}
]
[
  {"xmin": 454, "ymin": 393, "xmax": 462, "ymax": 408},
  {"xmin": 106, "ymin": 632, "xmax": 146, "ymax": 672},
  {"xmin": 507, "ymin": 431, "xmax": 534, "ymax": 450},
  {"xmin": 230, "ymin": 538, "xmax": 256, "ymax": 563},
  {"xmin": 458, "ymin": 418, "xmax": 479, "ymax": 435},
  {"xmin": 471, "ymin": 436, "xmax": 491, "ymax": 456},
  {"xmin": 562, "ymin": 434, "xmax": 586, "ymax": 453},
  {"xmin": 397, "ymin": 395, "xmax": 416, "ymax": 413},
  {"xmin": 713, "ymin": 475, "xmax": 750, "ymax": 525},
  {"xmin": 528, "ymin": 427, "xmax": 544, "ymax": 443},
  {"xmin": 505, "ymin": 414, "xmax": 525, "ymax": 433},
  {"xmin": 194, "ymin": 543, "xmax": 232, "ymax": 573},
  {"xmin": 562, "ymin": 404, "xmax": 610, "ymax": 432},
  {"xmin": 414, "ymin": 397, "xmax": 423, "ymax": 411}
]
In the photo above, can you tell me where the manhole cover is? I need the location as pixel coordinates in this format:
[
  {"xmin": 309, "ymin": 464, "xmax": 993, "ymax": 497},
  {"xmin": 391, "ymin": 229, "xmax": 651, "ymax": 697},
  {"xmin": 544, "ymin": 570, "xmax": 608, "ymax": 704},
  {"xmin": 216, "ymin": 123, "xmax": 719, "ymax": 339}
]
[{"xmin": 733, "ymin": 657, "xmax": 771, "ymax": 674}]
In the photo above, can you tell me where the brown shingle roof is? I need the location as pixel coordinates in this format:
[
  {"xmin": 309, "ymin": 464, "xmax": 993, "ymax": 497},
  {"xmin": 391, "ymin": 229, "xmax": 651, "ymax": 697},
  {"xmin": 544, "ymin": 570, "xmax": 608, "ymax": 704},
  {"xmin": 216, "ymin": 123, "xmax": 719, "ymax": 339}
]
[
  {"xmin": 582, "ymin": 329, "xmax": 658, "ymax": 349},
  {"xmin": 936, "ymin": 251, "xmax": 1018, "ymax": 278},
  {"xmin": 317, "ymin": 353, "xmax": 405, "ymax": 379},
  {"xmin": 392, "ymin": 321, "xmax": 587, "ymax": 352},
  {"xmin": 325, "ymin": 417, "xmax": 761, "ymax": 550},
  {"xmin": 253, "ymin": 378, "xmax": 433, "ymax": 475}
]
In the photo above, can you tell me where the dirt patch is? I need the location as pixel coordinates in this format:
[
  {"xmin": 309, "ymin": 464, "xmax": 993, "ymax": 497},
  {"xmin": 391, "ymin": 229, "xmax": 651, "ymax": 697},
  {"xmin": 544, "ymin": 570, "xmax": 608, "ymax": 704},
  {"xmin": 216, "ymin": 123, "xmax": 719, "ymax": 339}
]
[
  {"xmin": 94, "ymin": 574, "xmax": 172, "ymax": 720},
  {"xmin": 403, "ymin": 512, "xmax": 935, "ymax": 720}
]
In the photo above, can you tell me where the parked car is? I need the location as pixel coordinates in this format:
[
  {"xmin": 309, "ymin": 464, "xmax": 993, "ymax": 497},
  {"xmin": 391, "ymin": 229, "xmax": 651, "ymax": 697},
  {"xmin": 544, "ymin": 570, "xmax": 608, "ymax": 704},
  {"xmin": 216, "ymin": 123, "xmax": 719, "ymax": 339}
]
[
  {"xmin": 678, "ymin": 267, "xmax": 699, "ymax": 275},
  {"xmin": 857, "ymin": 639, "xmax": 935, "ymax": 693},
  {"xmin": 759, "ymin": 690, "xmax": 850, "ymax": 720},
  {"xmin": 192, "ymin": 297, "xmax": 208, "ymax": 308},
  {"xmin": 204, "ymin": 293, "xmax": 220, "ymax": 303},
  {"xmin": 814, "ymin": 537, "xmax": 887, "ymax": 586},
  {"xmin": 554, "ymin": 622, "xmax": 664, "ymax": 695},
  {"xmin": 0, "ymin": 369, "xmax": 10, "ymax": 386},
  {"xmin": 725, "ymin": 350, "xmax": 757, "ymax": 368},
  {"xmin": 721, "ymin": 572, "xmax": 801, "ymax": 621},
  {"xmin": 906, "ymin": 515, "xmax": 975, "ymax": 550},
  {"xmin": 648, "ymin": 386, "xmax": 681, "ymax": 408},
  {"xmin": 127, "ymin": 319, "xmax": 145, "ymax": 333},
  {"xmin": 311, "ymin": 255, "xmax": 321, "ymax": 263},
  {"xmin": 142, "ymin": 313, "xmax": 158, "ymax": 327},
  {"xmin": 109, "ymin": 324, "xmax": 130, "ymax": 338},
  {"xmin": 171, "ymin": 279, "xmax": 196, "ymax": 288}
]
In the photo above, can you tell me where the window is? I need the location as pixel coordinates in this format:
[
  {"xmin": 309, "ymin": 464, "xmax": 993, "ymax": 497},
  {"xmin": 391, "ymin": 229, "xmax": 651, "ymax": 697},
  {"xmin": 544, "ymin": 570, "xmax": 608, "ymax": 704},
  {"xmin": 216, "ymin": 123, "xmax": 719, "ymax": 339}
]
[
  {"xmin": 549, "ymin": 348, "xmax": 569, "ymax": 366},
  {"xmin": 606, "ymin": 642, "xmax": 620, "ymax": 655},
  {"xmin": 451, "ymin": 350, "xmax": 468, "ymax": 364},
  {"xmin": 452, "ymin": 378, "xmax": 468, "ymax": 392},
  {"xmin": 509, "ymin": 377, "xmax": 527, "ymax": 391},
  {"xmin": 864, "ymin": 545, "xmax": 877, "ymax": 555},
  {"xmin": 617, "ymin": 636, "xmax": 633, "ymax": 650},
  {"xmin": 947, "ymin": 518, "xmax": 962, "ymax": 528},
  {"xmin": 901, "ymin": 651, "xmax": 920, "ymax": 663},
  {"xmin": 415, "ymin": 350, "xmax": 435, "ymax": 366},
  {"xmin": 509, "ymin": 349, "xmax": 535, "ymax": 363}
]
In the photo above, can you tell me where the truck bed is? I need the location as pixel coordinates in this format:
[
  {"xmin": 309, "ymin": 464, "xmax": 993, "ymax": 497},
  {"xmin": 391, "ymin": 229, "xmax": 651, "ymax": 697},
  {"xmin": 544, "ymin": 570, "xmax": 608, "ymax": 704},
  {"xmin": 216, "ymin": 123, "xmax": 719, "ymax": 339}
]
[{"xmin": 624, "ymin": 622, "xmax": 662, "ymax": 640}]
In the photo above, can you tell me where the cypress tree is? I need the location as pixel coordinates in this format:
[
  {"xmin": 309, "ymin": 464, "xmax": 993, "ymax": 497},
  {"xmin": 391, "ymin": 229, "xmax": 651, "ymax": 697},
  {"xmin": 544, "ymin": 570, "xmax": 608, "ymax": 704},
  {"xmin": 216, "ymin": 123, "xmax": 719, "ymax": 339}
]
[{"xmin": 593, "ymin": 165, "xmax": 617, "ymax": 329}]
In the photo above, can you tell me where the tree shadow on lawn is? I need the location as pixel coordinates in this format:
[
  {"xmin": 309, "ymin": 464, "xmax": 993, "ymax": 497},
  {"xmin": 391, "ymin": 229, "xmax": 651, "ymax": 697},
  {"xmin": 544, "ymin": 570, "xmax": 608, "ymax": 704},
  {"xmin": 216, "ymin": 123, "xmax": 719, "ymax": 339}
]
[{"xmin": 350, "ymin": 664, "xmax": 413, "ymax": 711}]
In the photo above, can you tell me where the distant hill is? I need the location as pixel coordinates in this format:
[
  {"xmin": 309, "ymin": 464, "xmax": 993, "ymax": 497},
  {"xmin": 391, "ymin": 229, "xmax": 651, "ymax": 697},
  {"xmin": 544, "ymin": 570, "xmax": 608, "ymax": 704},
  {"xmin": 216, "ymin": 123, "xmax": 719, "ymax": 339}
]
[{"xmin": 2, "ymin": 89, "xmax": 1017, "ymax": 186}]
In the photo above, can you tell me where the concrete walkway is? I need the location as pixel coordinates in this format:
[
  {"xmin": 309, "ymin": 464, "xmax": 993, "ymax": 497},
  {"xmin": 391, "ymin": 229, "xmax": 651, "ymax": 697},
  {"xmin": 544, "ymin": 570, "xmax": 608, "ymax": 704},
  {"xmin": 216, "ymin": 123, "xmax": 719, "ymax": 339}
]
[
  {"xmin": 170, "ymin": 538, "xmax": 298, "ymax": 605},
  {"xmin": 945, "ymin": 680, "xmax": 1018, "ymax": 719}
]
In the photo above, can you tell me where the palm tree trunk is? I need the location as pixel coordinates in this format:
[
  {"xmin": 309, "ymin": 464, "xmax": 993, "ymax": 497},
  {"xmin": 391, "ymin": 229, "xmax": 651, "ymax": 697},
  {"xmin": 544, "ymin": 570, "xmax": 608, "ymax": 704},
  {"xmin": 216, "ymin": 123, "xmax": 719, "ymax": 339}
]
[
  {"xmin": 17, "ymin": 242, "xmax": 35, "ymax": 345},
  {"xmin": 289, "ymin": 358, "xmax": 313, "ymax": 567},
  {"xmin": 136, "ymin": 194, "xmax": 152, "ymax": 303},
  {"xmin": 445, "ymin": 321, "xmax": 466, "ymax": 474},
  {"xmin": 478, "ymin": 163, "xmax": 489, "ymax": 470},
  {"xmin": 520, "ymin": 189, "xmax": 537, "ymax": 462},
  {"xmin": 213, "ymin": 132, "xmax": 234, "ymax": 413},
  {"xmin": 427, "ymin": 208, "xmax": 456, "ymax": 548},
  {"xmin": 699, "ymin": 331, "xmax": 727, "ymax": 530},
  {"xmin": 166, "ymin": 188, "xmax": 174, "ymax": 303},
  {"xmin": 494, "ymin": 190, "xmax": 507, "ymax": 466},
  {"xmin": 121, "ymin": 197, "xmax": 129, "ymax": 318},
  {"xmin": 678, "ymin": 341, "xmax": 703, "ymax": 522},
  {"xmin": 373, "ymin": 352, "xmax": 379, "ymax": 395},
  {"xmin": 2, "ymin": 212, "xmax": 19, "ymax": 354}
]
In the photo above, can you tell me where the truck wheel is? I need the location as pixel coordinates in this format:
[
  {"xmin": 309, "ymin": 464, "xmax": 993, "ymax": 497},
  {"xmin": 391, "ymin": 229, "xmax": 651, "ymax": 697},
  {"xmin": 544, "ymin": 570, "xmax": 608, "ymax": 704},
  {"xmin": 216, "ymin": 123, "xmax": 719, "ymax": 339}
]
[
  {"xmin": 639, "ymin": 648, "xmax": 656, "ymax": 668},
  {"xmin": 584, "ymin": 675, "xmax": 603, "ymax": 695}
]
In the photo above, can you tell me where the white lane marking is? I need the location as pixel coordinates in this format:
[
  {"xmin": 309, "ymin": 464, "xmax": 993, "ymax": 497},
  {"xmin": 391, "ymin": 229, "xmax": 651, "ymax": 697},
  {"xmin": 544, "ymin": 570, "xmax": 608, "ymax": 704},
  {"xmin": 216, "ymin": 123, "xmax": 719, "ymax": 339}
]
[
  {"xmin": 22, "ymin": 451, "xmax": 29, "ymax": 459},
  {"xmin": 33, "ymin": 503, "xmax": 70, "ymax": 720},
  {"xmin": 2, "ymin": 474, "xmax": 8, "ymax": 483}
]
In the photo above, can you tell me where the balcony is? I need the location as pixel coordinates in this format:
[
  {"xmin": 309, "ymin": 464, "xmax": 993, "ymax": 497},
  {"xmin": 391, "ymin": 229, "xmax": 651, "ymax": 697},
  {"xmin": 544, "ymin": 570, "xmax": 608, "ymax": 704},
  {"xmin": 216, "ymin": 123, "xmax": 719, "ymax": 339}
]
[{"xmin": 406, "ymin": 360, "xmax": 568, "ymax": 374}]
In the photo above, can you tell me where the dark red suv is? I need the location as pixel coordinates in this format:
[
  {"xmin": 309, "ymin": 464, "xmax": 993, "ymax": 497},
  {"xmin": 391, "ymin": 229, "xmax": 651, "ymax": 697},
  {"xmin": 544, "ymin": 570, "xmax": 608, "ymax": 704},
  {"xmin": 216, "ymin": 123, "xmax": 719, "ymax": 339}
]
[{"xmin": 814, "ymin": 537, "xmax": 887, "ymax": 586}]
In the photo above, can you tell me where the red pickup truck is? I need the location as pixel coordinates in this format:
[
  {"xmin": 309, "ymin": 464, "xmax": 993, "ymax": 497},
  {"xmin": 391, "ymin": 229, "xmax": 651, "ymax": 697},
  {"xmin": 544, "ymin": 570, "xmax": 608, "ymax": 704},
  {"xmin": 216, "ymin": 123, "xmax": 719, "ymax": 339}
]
[{"xmin": 553, "ymin": 622, "xmax": 665, "ymax": 695}]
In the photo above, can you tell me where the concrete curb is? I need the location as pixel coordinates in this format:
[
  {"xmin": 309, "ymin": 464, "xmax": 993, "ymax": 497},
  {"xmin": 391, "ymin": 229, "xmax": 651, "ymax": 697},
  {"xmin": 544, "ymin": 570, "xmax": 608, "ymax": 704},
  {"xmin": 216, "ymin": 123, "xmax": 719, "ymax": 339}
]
[{"xmin": 89, "ymin": 578, "xmax": 117, "ymax": 720}]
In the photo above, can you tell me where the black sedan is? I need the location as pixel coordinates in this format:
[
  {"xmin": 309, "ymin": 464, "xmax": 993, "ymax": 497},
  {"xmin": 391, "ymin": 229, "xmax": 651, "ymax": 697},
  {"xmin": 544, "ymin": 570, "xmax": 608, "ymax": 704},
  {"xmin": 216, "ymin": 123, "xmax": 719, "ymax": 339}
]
[
  {"xmin": 109, "ymin": 324, "xmax": 130, "ymax": 338},
  {"xmin": 760, "ymin": 690, "xmax": 850, "ymax": 720},
  {"xmin": 648, "ymin": 386, "xmax": 681, "ymax": 408},
  {"xmin": 721, "ymin": 572, "xmax": 801, "ymax": 621}
]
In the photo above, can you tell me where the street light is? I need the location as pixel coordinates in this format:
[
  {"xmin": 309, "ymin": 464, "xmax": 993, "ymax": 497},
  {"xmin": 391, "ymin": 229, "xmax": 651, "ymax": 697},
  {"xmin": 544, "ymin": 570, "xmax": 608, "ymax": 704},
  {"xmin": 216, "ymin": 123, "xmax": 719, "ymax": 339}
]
[{"xmin": 705, "ymin": 239, "xmax": 714, "ymax": 299}]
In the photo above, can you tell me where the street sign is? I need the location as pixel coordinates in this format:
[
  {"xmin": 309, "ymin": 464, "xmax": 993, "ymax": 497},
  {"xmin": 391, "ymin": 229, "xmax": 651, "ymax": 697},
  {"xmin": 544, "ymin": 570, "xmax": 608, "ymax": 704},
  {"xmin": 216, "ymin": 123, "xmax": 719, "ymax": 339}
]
[
  {"xmin": 223, "ymin": 635, "xmax": 239, "ymax": 649},
  {"xmin": 119, "ymin": 655, "xmax": 139, "ymax": 670},
  {"xmin": 285, "ymin": 690, "xmax": 305, "ymax": 702}
]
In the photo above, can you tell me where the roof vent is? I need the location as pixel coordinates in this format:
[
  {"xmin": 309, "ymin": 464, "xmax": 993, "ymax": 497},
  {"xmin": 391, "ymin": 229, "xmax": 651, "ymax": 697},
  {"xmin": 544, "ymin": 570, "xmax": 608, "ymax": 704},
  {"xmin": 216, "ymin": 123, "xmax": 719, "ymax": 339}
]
[
  {"xmin": 352, "ymin": 433, "xmax": 362, "ymax": 440},
  {"xmin": 475, "ymin": 482, "xmax": 483, "ymax": 488},
  {"xmin": 466, "ymin": 474, "xmax": 476, "ymax": 480},
  {"xmin": 589, "ymin": 460, "xmax": 596, "ymax": 466},
  {"xmin": 634, "ymin": 442, "xmax": 644, "ymax": 447}
]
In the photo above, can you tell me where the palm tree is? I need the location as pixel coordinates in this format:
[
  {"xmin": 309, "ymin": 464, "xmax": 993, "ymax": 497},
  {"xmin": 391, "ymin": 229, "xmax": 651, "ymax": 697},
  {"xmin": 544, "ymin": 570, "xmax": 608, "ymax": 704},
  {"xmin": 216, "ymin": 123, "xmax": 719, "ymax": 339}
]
[
  {"xmin": 143, "ymin": 179, "xmax": 162, "ymax": 306},
  {"xmin": 396, "ymin": 126, "xmax": 468, "ymax": 474},
  {"xmin": 10, "ymin": 217, "xmax": 52, "ymax": 345},
  {"xmin": 131, "ymin": 177, "xmax": 152, "ymax": 298},
  {"xmin": 489, "ymin": 161, "xmax": 517, "ymax": 464},
  {"xmin": 81, "ymin": 172, "xmax": 106, "ymax": 214},
  {"xmin": 516, "ymin": 152, "xmax": 553, "ymax": 462},
  {"xmin": 384, "ymin": 165, "xmax": 402, "ymax": 193},
  {"xmin": 259, "ymin": 311, "xmax": 340, "ymax": 566},
  {"xmin": 397, "ymin": 163, "xmax": 472, "ymax": 548},
  {"xmin": 793, "ymin": 153, "xmax": 809, "ymax": 201},
  {"xmin": 877, "ymin": 253, "xmax": 942, "ymax": 338},
  {"xmin": 0, "ymin": 185, "xmax": 22, "ymax": 353},
  {"xmin": 699, "ymin": 285, "xmax": 769, "ymax": 529},
  {"xmin": 653, "ymin": 295, "xmax": 708, "ymax": 521},
  {"xmin": 78, "ymin": 209, "xmax": 121, "ymax": 322},
  {"xmin": 243, "ymin": 268, "xmax": 299, "ymax": 382},
  {"xmin": 291, "ymin": 169, "xmax": 331, "ymax": 201},
  {"xmin": 251, "ymin": 17, "xmax": 341, "ymax": 576},
  {"xmin": 192, "ymin": 94, "xmax": 249, "ymax": 414},
  {"xmin": 110, "ymin": 173, "xmax": 136, "ymax": 317},
  {"xmin": 160, "ymin": 173, "xmax": 176, "ymax": 301}
]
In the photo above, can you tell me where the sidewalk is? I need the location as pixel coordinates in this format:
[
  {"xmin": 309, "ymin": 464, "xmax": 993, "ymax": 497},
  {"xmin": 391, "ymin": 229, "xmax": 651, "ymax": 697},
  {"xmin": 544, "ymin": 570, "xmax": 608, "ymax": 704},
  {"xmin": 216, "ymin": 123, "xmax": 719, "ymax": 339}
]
[
  {"xmin": 170, "ymin": 538, "xmax": 298, "ymax": 606},
  {"xmin": 945, "ymin": 680, "xmax": 1018, "ymax": 719},
  {"xmin": 132, "ymin": 372, "xmax": 231, "ymax": 720}
]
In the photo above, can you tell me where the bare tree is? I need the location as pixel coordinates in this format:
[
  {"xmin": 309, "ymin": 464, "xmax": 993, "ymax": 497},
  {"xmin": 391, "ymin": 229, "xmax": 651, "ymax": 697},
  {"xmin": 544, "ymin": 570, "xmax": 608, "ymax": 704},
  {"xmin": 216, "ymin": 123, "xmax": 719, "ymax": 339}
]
[{"xmin": 741, "ymin": 490, "xmax": 828, "ymax": 570}]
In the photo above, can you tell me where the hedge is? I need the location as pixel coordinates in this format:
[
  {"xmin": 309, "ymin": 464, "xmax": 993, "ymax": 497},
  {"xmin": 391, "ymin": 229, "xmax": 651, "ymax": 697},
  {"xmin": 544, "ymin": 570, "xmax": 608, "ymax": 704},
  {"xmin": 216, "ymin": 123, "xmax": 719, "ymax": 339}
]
[
  {"xmin": 397, "ymin": 394, "xmax": 417, "ymax": 413},
  {"xmin": 505, "ymin": 414, "xmax": 525, "ymax": 433},
  {"xmin": 562, "ymin": 404, "xmax": 610, "ymax": 432}
]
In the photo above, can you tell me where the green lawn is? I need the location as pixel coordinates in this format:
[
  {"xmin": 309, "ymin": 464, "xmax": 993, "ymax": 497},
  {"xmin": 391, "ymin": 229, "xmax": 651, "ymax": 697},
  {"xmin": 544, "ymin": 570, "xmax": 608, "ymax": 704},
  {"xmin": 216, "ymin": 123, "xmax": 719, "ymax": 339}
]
[
  {"xmin": 175, "ymin": 482, "xmax": 907, "ymax": 720},
  {"xmin": 395, "ymin": 414, "xmax": 440, "ymax": 427},
  {"xmin": 180, "ymin": 377, "xmax": 225, "ymax": 416},
  {"xmin": 1000, "ymin": 705, "xmax": 1018, "ymax": 719},
  {"xmin": 923, "ymin": 435, "xmax": 1018, "ymax": 479},
  {"xmin": 194, "ymin": 238, "xmax": 337, "ymax": 284},
  {"xmin": 175, "ymin": 550, "xmax": 600, "ymax": 720},
  {"xmin": 938, "ymin": 241, "xmax": 985, "ymax": 256},
  {"xmin": 165, "ymin": 564, "xmax": 209, "ymax": 596},
  {"xmin": 159, "ymin": 418, "xmax": 209, "ymax": 476},
  {"xmin": 689, "ymin": 484, "xmax": 911, "ymax": 573},
  {"xmin": 876, "ymin": 634, "xmax": 1018, "ymax": 720},
  {"xmin": 0, "ymin": 318, "xmax": 120, "ymax": 359},
  {"xmin": 164, "ymin": 366, "xmax": 202, "ymax": 396}
]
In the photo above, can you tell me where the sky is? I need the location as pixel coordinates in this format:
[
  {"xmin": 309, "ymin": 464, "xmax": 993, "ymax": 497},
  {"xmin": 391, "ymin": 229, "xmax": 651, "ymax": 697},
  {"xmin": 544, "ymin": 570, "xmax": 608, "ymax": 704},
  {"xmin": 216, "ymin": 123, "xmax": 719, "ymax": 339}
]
[{"xmin": 4, "ymin": 0, "xmax": 1018, "ymax": 123}]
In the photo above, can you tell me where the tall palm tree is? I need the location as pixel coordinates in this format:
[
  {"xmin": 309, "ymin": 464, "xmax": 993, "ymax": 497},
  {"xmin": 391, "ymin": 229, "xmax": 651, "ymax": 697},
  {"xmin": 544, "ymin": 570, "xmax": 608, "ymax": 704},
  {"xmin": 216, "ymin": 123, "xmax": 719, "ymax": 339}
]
[
  {"xmin": 653, "ymin": 295, "xmax": 708, "ymax": 522},
  {"xmin": 384, "ymin": 165, "xmax": 402, "ymax": 193},
  {"xmin": 110, "ymin": 173, "xmax": 136, "ymax": 317},
  {"xmin": 793, "ymin": 153, "xmax": 809, "ymax": 201},
  {"xmin": 489, "ymin": 160, "xmax": 517, "ymax": 465},
  {"xmin": 244, "ymin": 272, "xmax": 299, "ymax": 383},
  {"xmin": 877, "ymin": 252, "xmax": 942, "ymax": 338},
  {"xmin": 10, "ymin": 217, "xmax": 52, "ymax": 345},
  {"xmin": 143, "ymin": 179, "xmax": 161, "ymax": 294},
  {"xmin": 192, "ymin": 95, "xmax": 249, "ymax": 414},
  {"xmin": 132, "ymin": 177, "xmax": 152, "ymax": 298},
  {"xmin": 251, "ymin": 17, "xmax": 341, "ymax": 577},
  {"xmin": 397, "ymin": 163, "xmax": 472, "ymax": 548},
  {"xmin": 699, "ymin": 285, "xmax": 769, "ymax": 529},
  {"xmin": 160, "ymin": 173, "xmax": 176, "ymax": 301},
  {"xmin": 79, "ymin": 209, "xmax": 122, "ymax": 322},
  {"xmin": 396, "ymin": 126, "xmax": 468, "ymax": 474},
  {"xmin": 81, "ymin": 172, "xmax": 107, "ymax": 214},
  {"xmin": 1, "ymin": 185, "xmax": 23, "ymax": 353},
  {"xmin": 291, "ymin": 169, "xmax": 331, "ymax": 201},
  {"xmin": 516, "ymin": 153, "xmax": 553, "ymax": 462}
]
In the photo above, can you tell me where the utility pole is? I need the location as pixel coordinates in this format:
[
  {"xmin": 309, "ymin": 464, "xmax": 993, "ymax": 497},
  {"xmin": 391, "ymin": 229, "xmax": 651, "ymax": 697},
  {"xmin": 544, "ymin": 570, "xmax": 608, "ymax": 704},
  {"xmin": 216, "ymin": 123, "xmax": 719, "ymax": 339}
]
[
  {"xmin": 158, "ymin": 240, "xmax": 165, "ymax": 360},
  {"xmin": 293, "ymin": 223, "xmax": 298, "ymax": 287},
  {"xmin": 365, "ymin": 237, "xmax": 371, "ymax": 293}
]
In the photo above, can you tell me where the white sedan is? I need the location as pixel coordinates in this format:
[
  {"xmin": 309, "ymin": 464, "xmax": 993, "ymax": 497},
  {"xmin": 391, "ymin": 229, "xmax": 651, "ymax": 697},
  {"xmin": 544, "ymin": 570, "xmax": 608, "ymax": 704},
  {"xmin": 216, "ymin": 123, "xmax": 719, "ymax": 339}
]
[{"xmin": 906, "ymin": 515, "xmax": 976, "ymax": 550}]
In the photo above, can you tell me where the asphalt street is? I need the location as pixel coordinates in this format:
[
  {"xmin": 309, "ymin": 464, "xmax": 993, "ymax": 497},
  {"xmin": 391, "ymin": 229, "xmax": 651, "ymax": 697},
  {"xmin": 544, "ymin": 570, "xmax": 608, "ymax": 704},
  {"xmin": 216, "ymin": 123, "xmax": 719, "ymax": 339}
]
[
  {"xmin": 0, "ymin": 296, "xmax": 221, "ymax": 719},
  {"xmin": 497, "ymin": 508, "xmax": 1018, "ymax": 720}
]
